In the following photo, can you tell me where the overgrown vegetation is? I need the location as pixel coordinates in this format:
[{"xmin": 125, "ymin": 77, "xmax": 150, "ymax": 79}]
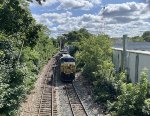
[
  {"xmin": 62, "ymin": 29, "xmax": 150, "ymax": 115},
  {"xmin": 0, "ymin": 0, "xmax": 56, "ymax": 115},
  {"xmin": 1, "ymin": 0, "xmax": 150, "ymax": 115},
  {"xmin": 108, "ymin": 71, "xmax": 150, "ymax": 116},
  {"xmin": 129, "ymin": 31, "xmax": 150, "ymax": 42}
]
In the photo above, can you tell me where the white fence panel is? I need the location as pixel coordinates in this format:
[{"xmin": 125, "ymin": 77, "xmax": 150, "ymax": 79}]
[{"xmin": 113, "ymin": 48, "xmax": 150, "ymax": 83}]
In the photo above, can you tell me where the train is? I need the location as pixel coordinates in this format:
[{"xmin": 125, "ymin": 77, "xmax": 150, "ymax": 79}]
[{"xmin": 58, "ymin": 51, "xmax": 76, "ymax": 82}]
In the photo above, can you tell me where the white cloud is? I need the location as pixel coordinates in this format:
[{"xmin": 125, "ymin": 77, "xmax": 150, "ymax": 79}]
[
  {"xmin": 41, "ymin": 11, "xmax": 72, "ymax": 18},
  {"xmin": 32, "ymin": 11, "xmax": 72, "ymax": 27},
  {"xmin": 89, "ymin": 0, "xmax": 101, "ymax": 5},
  {"xmin": 103, "ymin": 20, "xmax": 150, "ymax": 37},
  {"xmin": 30, "ymin": 0, "xmax": 101, "ymax": 10},
  {"xmin": 102, "ymin": 2, "xmax": 148, "ymax": 17},
  {"xmin": 32, "ymin": 2, "xmax": 150, "ymax": 38},
  {"xmin": 99, "ymin": 2, "xmax": 150, "ymax": 25},
  {"xmin": 57, "ymin": 0, "xmax": 94, "ymax": 10},
  {"xmin": 32, "ymin": 14, "xmax": 53, "ymax": 27},
  {"xmin": 98, "ymin": 2, "xmax": 150, "ymax": 37},
  {"xmin": 30, "ymin": 0, "xmax": 57, "ymax": 7},
  {"xmin": 43, "ymin": 0, "xmax": 58, "ymax": 6}
]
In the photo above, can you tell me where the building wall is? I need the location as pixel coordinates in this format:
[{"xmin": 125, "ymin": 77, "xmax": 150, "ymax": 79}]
[{"xmin": 113, "ymin": 48, "xmax": 150, "ymax": 83}]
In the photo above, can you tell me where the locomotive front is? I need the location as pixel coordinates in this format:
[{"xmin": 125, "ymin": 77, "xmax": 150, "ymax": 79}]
[{"xmin": 60, "ymin": 54, "xmax": 75, "ymax": 82}]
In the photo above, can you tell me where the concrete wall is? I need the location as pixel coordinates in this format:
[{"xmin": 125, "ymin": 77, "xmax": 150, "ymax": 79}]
[{"xmin": 113, "ymin": 48, "xmax": 150, "ymax": 83}]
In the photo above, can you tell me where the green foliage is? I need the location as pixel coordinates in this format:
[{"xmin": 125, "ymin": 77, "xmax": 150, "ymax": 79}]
[
  {"xmin": 63, "ymin": 28, "xmax": 91, "ymax": 44},
  {"xmin": 129, "ymin": 36, "xmax": 144, "ymax": 42},
  {"xmin": 142, "ymin": 98, "xmax": 150, "ymax": 115},
  {"xmin": 35, "ymin": 31, "xmax": 57, "ymax": 67},
  {"xmin": 55, "ymin": 28, "xmax": 91, "ymax": 47},
  {"xmin": 0, "ymin": 0, "xmax": 57, "ymax": 115},
  {"xmin": 71, "ymin": 30, "xmax": 150, "ymax": 115},
  {"xmin": 74, "ymin": 34, "xmax": 119, "ymax": 107},
  {"xmin": 0, "ymin": 61, "xmax": 27, "ymax": 114},
  {"xmin": 0, "ymin": 0, "xmax": 30, "ymax": 35},
  {"xmin": 142, "ymin": 31, "xmax": 150, "ymax": 42},
  {"xmin": 128, "ymin": 31, "xmax": 150, "ymax": 42},
  {"xmin": 142, "ymin": 31, "xmax": 150, "ymax": 38},
  {"xmin": 144, "ymin": 36, "xmax": 150, "ymax": 42},
  {"xmin": 75, "ymin": 35, "xmax": 112, "ymax": 80},
  {"xmin": 108, "ymin": 71, "xmax": 150, "ymax": 116},
  {"xmin": 27, "ymin": 0, "xmax": 46, "ymax": 5}
]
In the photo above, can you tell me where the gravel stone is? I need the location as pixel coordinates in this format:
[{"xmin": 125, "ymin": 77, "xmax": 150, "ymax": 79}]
[
  {"xmin": 55, "ymin": 65, "xmax": 73, "ymax": 116},
  {"xmin": 19, "ymin": 56, "xmax": 105, "ymax": 116},
  {"xmin": 73, "ymin": 72, "xmax": 104, "ymax": 116}
]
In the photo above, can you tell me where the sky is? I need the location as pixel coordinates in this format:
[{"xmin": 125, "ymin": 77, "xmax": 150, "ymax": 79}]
[{"xmin": 29, "ymin": 0, "xmax": 150, "ymax": 38}]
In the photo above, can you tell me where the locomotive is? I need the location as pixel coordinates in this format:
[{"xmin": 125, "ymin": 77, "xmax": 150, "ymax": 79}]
[{"xmin": 59, "ymin": 53, "xmax": 75, "ymax": 82}]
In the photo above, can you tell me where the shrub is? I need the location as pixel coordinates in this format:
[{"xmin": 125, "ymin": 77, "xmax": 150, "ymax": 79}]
[
  {"xmin": 142, "ymin": 98, "xmax": 150, "ymax": 115},
  {"xmin": 108, "ymin": 71, "xmax": 150, "ymax": 116}
]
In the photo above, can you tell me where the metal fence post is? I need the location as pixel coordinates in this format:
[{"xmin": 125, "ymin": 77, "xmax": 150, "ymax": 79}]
[{"xmin": 122, "ymin": 34, "xmax": 128, "ymax": 71}]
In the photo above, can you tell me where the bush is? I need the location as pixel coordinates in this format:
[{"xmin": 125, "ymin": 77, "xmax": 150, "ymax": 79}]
[
  {"xmin": 108, "ymin": 71, "xmax": 150, "ymax": 116},
  {"xmin": 74, "ymin": 33, "xmax": 150, "ymax": 116},
  {"xmin": 75, "ymin": 35, "xmax": 112, "ymax": 80},
  {"xmin": 0, "ymin": 1, "xmax": 57, "ymax": 115},
  {"xmin": 142, "ymin": 98, "xmax": 150, "ymax": 115}
]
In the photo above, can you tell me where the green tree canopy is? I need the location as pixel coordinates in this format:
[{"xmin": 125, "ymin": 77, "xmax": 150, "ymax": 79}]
[
  {"xmin": 0, "ymin": 0, "xmax": 56, "ymax": 115},
  {"xmin": 142, "ymin": 31, "xmax": 150, "ymax": 42},
  {"xmin": 63, "ymin": 28, "xmax": 91, "ymax": 44},
  {"xmin": 129, "ymin": 36, "xmax": 144, "ymax": 42},
  {"xmin": 142, "ymin": 31, "xmax": 150, "ymax": 38}
]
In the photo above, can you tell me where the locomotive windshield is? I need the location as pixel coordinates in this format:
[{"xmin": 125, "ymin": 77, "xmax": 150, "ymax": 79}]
[{"xmin": 60, "ymin": 58, "xmax": 75, "ymax": 63}]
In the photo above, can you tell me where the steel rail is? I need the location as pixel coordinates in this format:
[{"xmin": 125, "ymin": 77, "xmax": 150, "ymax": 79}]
[
  {"xmin": 65, "ymin": 83, "xmax": 75, "ymax": 116},
  {"xmin": 37, "ymin": 78, "xmax": 47, "ymax": 116},
  {"xmin": 65, "ymin": 83, "xmax": 88, "ymax": 116},
  {"xmin": 20, "ymin": 58, "xmax": 56, "ymax": 116},
  {"xmin": 72, "ymin": 82, "xmax": 88, "ymax": 116},
  {"xmin": 37, "ymin": 73, "xmax": 54, "ymax": 116},
  {"xmin": 51, "ymin": 74, "xmax": 54, "ymax": 116}
]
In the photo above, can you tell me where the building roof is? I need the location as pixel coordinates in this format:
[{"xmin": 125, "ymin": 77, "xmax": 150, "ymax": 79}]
[
  {"xmin": 113, "ymin": 42, "xmax": 150, "ymax": 51},
  {"xmin": 112, "ymin": 47, "xmax": 150, "ymax": 55}
]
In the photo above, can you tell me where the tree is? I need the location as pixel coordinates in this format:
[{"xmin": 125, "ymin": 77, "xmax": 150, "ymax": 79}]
[
  {"xmin": 63, "ymin": 28, "xmax": 91, "ymax": 44},
  {"xmin": 142, "ymin": 31, "xmax": 150, "ymax": 38},
  {"xmin": 142, "ymin": 31, "xmax": 150, "ymax": 42},
  {"xmin": 129, "ymin": 36, "xmax": 144, "ymax": 42},
  {"xmin": 144, "ymin": 36, "xmax": 150, "ymax": 42},
  {"xmin": 108, "ymin": 70, "xmax": 150, "ymax": 116},
  {"xmin": 0, "ymin": 0, "xmax": 56, "ymax": 115},
  {"xmin": 75, "ymin": 35, "xmax": 112, "ymax": 80}
]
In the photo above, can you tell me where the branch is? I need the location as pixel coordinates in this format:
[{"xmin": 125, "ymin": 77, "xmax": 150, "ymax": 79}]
[{"xmin": 26, "ymin": 0, "xmax": 46, "ymax": 5}]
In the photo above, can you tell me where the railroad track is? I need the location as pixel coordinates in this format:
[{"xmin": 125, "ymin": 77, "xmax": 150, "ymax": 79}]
[
  {"xmin": 65, "ymin": 82, "xmax": 88, "ymax": 116},
  {"xmin": 19, "ymin": 59, "xmax": 58, "ymax": 116},
  {"xmin": 37, "ymin": 65, "xmax": 57, "ymax": 116},
  {"xmin": 37, "ymin": 78, "xmax": 53, "ymax": 115}
]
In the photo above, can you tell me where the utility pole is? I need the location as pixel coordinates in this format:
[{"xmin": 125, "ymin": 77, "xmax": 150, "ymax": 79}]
[{"xmin": 99, "ymin": 6, "xmax": 105, "ymax": 35}]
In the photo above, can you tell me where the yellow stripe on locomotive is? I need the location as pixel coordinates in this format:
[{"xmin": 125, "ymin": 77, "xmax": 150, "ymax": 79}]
[{"xmin": 61, "ymin": 62, "xmax": 75, "ymax": 74}]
